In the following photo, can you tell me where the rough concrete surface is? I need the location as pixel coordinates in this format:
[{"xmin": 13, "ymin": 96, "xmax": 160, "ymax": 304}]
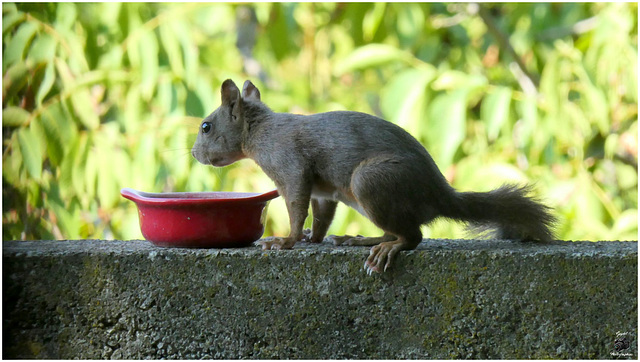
[{"xmin": 3, "ymin": 239, "xmax": 637, "ymax": 359}]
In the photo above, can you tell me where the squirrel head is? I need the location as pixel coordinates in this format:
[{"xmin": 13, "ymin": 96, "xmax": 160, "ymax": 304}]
[{"xmin": 191, "ymin": 79, "xmax": 261, "ymax": 167}]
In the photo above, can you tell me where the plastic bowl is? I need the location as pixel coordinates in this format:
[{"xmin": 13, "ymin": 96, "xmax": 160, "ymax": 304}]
[{"xmin": 121, "ymin": 188, "xmax": 279, "ymax": 248}]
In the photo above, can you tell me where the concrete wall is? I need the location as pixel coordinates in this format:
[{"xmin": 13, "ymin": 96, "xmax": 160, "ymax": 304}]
[{"xmin": 3, "ymin": 239, "xmax": 637, "ymax": 359}]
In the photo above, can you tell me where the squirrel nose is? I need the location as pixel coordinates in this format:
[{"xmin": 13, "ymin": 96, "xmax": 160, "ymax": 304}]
[{"xmin": 191, "ymin": 148, "xmax": 196, "ymax": 158}]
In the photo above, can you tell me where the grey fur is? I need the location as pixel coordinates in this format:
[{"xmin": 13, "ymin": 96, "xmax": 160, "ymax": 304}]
[{"xmin": 192, "ymin": 80, "xmax": 557, "ymax": 273}]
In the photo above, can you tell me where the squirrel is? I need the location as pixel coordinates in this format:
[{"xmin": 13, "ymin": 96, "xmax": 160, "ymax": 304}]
[{"xmin": 191, "ymin": 79, "xmax": 556, "ymax": 274}]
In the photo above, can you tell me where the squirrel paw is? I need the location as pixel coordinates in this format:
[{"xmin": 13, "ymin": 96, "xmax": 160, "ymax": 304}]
[
  {"xmin": 328, "ymin": 234, "xmax": 393, "ymax": 247},
  {"xmin": 301, "ymin": 228, "xmax": 328, "ymax": 243},
  {"xmin": 328, "ymin": 234, "xmax": 364, "ymax": 246},
  {"xmin": 258, "ymin": 237, "xmax": 296, "ymax": 250},
  {"xmin": 301, "ymin": 228, "xmax": 313, "ymax": 243},
  {"xmin": 364, "ymin": 241, "xmax": 404, "ymax": 274}
]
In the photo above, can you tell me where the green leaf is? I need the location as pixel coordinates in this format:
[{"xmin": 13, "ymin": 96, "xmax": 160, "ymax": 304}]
[
  {"xmin": 84, "ymin": 145, "xmax": 98, "ymax": 201},
  {"xmin": 70, "ymin": 88, "xmax": 99, "ymax": 130},
  {"xmin": 185, "ymin": 132, "xmax": 197, "ymax": 150},
  {"xmin": 481, "ymin": 86, "xmax": 513, "ymax": 141},
  {"xmin": 194, "ymin": 76, "xmax": 216, "ymax": 111},
  {"xmin": 168, "ymin": 126, "xmax": 189, "ymax": 182},
  {"xmin": 35, "ymin": 62, "xmax": 56, "ymax": 106},
  {"xmin": 27, "ymin": 33, "xmax": 57, "ymax": 64},
  {"xmin": 614, "ymin": 161, "xmax": 638, "ymax": 190},
  {"xmin": 98, "ymin": 2, "xmax": 122, "ymax": 25},
  {"xmin": 48, "ymin": 199, "xmax": 81, "ymax": 239},
  {"xmin": 612, "ymin": 209, "xmax": 638, "ymax": 240},
  {"xmin": 59, "ymin": 132, "xmax": 88, "ymax": 198},
  {"xmin": 584, "ymin": 85, "xmax": 609, "ymax": 135},
  {"xmin": 432, "ymin": 70, "xmax": 486, "ymax": 91},
  {"xmin": 39, "ymin": 106, "xmax": 67, "ymax": 167},
  {"xmin": 123, "ymin": 4, "xmax": 143, "ymax": 68},
  {"xmin": 29, "ymin": 115, "xmax": 48, "ymax": 161},
  {"xmin": 120, "ymin": 208, "xmax": 144, "ymax": 240},
  {"xmin": 380, "ymin": 68, "xmax": 435, "ymax": 135},
  {"xmin": 122, "ymin": 86, "xmax": 143, "ymax": 134},
  {"xmin": 539, "ymin": 53, "xmax": 560, "ymax": 116},
  {"xmin": 133, "ymin": 131, "xmax": 157, "ymax": 190},
  {"xmin": 2, "ymin": 3, "xmax": 18, "ymax": 13},
  {"xmin": 194, "ymin": 3, "xmax": 233, "ymax": 35},
  {"xmin": 267, "ymin": 3, "xmax": 297, "ymax": 61},
  {"xmin": 3, "ymin": 61, "xmax": 29, "ymax": 99},
  {"xmin": 604, "ymin": 133, "xmax": 618, "ymax": 160},
  {"xmin": 17, "ymin": 127, "xmax": 43, "ymax": 181},
  {"xmin": 3, "ymin": 133, "xmax": 24, "ymax": 185},
  {"xmin": 2, "ymin": 106, "xmax": 31, "ymax": 127},
  {"xmin": 57, "ymin": 26, "xmax": 90, "ymax": 73},
  {"xmin": 396, "ymin": 3, "xmax": 424, "ymax": 46},
  {"xmin": 138, "ymin": 29, "xmax": 159, "ymax": 100},
  {"xmin": 112, "ymin": 149, "xmax": 132, "ymax": 191},
  {"xmin": 362, "ymin": 3, "xmax": 386, "ymax": 41},
  {"xmin": 53, "ymin": 57, "xmax": 73, "ymax": 85},
  {"xmin": 40, "ymin": 102, "xmax": 77, "ymax": 148},
  {"xmin": 427, "ymin": 89, "xmax": 469, "ymax": 170},
  {"xmin": 55, "ymin": 2, "xmax": 77, "ymax": 30},
  {"xmin": 26, "ymin": 176, "xmax": 42, "ymax": 208},
  {"xmin": 159, "ymin": 21, "xmax": 184, "ymax": 79},
  {"xmin": 474, "ymin": 163, "xmax": 528, "ymax": 186},
  {"xmin": 186, "ymin": 88, "xmax": 205, "ymax": 118},
  {"xmin": 157, "ymin": 79, "xmax": 177, "ymax": 115},
  {"xmin": 335, "ymin": 43, "xmax": 413, "ymax": 75},
  {"xmin": 174, "ymin": 20, "xmax": 198, "ymax": 88},
  {"xmin": 59, "ymin": 137, "xmax": 78, "ymax": 192},
  {"xmin": 4, "ymin": 20, "xmax": 38, "ymax": 66},
  {"xmin": 515, "ymin": 95, "xmax": 538, "ymax": 148},
  {"xmin": 2, "ymin": 11, "xmax": 25, "ymax": 34},
  {"xmin": 97, "ymin": 46, "xmax": 124, "ymax": 70},
  {"xmin": 73, "ymin": 133, "xmax": 91, "ymax": 197}
]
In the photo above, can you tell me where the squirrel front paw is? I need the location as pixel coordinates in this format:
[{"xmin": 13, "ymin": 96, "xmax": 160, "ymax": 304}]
[
  {"xmin": 258, "ymin": 237, "xmax": 297, "ymax": 250},
  {"xmin": 301, "ymin": 228, "xmax": 313, "ymax": 243},
  {"xmin": 299, "ymin": 228, "xmax": 330, "ymax": 243}
]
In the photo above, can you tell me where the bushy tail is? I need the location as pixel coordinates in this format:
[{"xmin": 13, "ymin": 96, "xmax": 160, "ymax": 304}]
[{"xmin": 442, "ymin": 184, "xmax": 557, "ymax": 241}]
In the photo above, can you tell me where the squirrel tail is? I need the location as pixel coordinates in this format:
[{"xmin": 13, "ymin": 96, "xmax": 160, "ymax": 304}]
[{"xmin": 441, "ymin": 184, "xmax": 557, "ymax": 241}]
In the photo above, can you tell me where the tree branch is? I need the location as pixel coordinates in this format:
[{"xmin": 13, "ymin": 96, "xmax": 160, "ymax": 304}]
[
  {"xmin": 536, "ymin": 16, "xmax": 598, "ymax": 41},
  {"xmin": 475, "ymin": 4, "xmax": 540, "ymax": 90}
]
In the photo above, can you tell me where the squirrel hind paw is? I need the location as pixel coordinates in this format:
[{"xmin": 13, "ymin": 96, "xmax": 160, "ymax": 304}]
[
  {"xmin": 364, "ymin": 240, "xmax": 405, "ymax": 274},
  {"xmin": 329, "ymin": 234, "xmax": 390, "ymax": 246},
  {"xmin": 328, "ymin": 234, "xmax": 356, "ymax": 246}
]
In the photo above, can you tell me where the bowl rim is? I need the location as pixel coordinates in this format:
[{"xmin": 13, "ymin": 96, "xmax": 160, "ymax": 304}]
[{"xmin": 120, "ymin": 188, "xmax": 279, "ymax": 206}]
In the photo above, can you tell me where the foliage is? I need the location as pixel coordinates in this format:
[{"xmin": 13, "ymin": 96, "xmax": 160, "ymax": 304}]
[{"xmin": 2, "ymin": 3, "xmax": 638, "ymax": 242}]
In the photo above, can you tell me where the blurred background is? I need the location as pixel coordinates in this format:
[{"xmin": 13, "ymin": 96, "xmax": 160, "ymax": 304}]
[{"xmin": 2, "ymin": 2, "xmax": 637, "ymax": 242}]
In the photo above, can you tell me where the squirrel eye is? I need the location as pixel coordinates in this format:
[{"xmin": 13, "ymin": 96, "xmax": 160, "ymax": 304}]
[{"xmin": 201, "ymin": 122, "xmax": 212, "ymax": 134}]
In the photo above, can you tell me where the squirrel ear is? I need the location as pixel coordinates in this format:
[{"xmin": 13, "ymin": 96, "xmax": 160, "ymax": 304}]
[
  {"xmin": 221, "ymin": 79, "xmax": 240, "ymax": 106},
  {"xmin": 242, "ymin": 80, "xmax": 261, "ymax": 102}
]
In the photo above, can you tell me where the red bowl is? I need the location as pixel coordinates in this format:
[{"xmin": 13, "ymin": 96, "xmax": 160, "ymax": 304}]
[{"xmin": 121, "ymin": 188, "xmax": 279, "ymax": 248}]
